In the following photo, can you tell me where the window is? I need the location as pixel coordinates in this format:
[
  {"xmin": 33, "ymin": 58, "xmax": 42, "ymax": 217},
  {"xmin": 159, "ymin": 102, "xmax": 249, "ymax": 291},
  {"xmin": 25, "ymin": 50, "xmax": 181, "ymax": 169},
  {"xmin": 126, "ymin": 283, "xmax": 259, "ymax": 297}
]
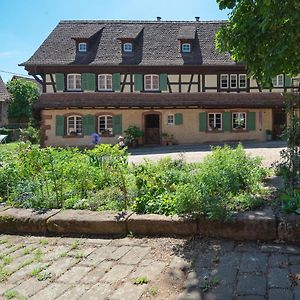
[
  {"xmin": 272, "ymin": 74, "xmax": 284, "ymax": 87},
  {"xmin": 167, "ymin": 114, "xmax": 175, "ymax": 125},
  {"xmin": 220, "ymin": 74, "xmax": 228, "ymax": 89},
  {"xmin": 98, "ymin": 74, "xmax": 112, "ymax": 91},
  {"xmin": 208, "ymin": 113, "xmax": 222, "ymax": 131},
  {"xmin": 67, "ymin": 74, "xmax": 81, "ymax": 91},
  {"xmin": 230, "ymin": 74, "xmax": 237, "ymax": 88},
  {"xmin": 144, "ymin": 74, "xmax": 159, "ymax": 91},
  {"xmin": 181, "ymin": 43, "xmax": 191, "ymax": 53},
  {"xmin": 67, "ymin": 115, "xmax": 82, "ymax": 135},
  {"xmin": 123, "ymin": 42, "xmax": 133, "ymax": 52},
  {"xmin": 78, "ymin": 43, "xmax": 87, "ymax": 52},
  {"xmin": 232, "ymin": 112, "xmax": 246, "ymax": 130},
  {"xmin": 239, "ymin": 74, "xmax": 247, "ymax": 88},
  {"xmin": 98, "ymin": 115, "xmax": 113, "ymax": 135}
]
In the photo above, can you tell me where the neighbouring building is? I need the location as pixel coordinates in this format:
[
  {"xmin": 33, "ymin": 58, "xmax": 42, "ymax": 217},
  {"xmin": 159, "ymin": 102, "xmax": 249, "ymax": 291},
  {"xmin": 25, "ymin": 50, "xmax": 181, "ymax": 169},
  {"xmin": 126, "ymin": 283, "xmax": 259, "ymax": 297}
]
[
  {"xmin": 21, "ymin": 19, "xmax": 288, "ymax": 147},
  {"xmin": 0, "ymin": 76, "xmax": 9, "ymax": 127}
]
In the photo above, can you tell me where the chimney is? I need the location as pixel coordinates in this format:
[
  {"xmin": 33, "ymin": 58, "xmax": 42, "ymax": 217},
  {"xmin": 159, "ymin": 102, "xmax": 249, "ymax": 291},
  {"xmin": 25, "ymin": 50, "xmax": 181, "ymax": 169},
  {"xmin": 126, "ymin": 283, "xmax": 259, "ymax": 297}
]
[
  {"xmin": 157, "ymin": 16, "xmax": 162, "ymax": 21},
  {"xmin": 195, "ymin": 17, "xmax": 200, "ymax": 22}
]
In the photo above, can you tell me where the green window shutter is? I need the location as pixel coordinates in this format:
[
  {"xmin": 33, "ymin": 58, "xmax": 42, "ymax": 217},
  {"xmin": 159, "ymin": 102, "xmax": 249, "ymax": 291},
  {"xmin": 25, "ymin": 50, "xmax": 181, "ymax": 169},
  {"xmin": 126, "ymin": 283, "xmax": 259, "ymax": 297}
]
[
  {"xmin": 55, "ymin": 73, "xmax": 65, "ymax": 91},
  {"xmin": 199, "ymin": 112, "xmax": 207, "ymax": 132},
  {"xmin": 83, "ymin": 114, "xmax": 96, "ymax": 135},
  {"xmin": 55, "ymin": 115, "xmax": 64, "ymax": 136},
  {"xmin": 113, "ymin": 114, "xmax": 122, "ymax": 135},
  {"xmin": 112, "ymin": 73, "xmax": 121, "ymax": 91},
  {"xmin": 285, "ymin": 75, "xmax": 292, "ymax": 87},
  {"xmin": 223, "ymin": 112, "xmax": 231, "ymax": 132},
  {"xmin": 247, "ymin": 112, "xmax": 256, "ymax": 131},
  {"xmin": 175, "ymin": 113, "xmax": 183, "ymax": 125},
  {"xmin": 134, "ymin": 74, "xmax": 143, "ymax": 91},
  {"xmin": 82, "ymin": 73, "xmax": 95, "ymax": 91},
  {"xmin": 159, "ymin": 73, "xmax": 168, "ymax": 91}
]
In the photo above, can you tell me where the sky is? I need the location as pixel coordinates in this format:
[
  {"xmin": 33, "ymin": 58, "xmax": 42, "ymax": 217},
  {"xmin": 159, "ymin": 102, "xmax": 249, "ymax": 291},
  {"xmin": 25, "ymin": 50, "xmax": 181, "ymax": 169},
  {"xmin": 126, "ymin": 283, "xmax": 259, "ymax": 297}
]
[{"xmin": 0, "ymin": 0, "xmax": 230, "ymax": 83}]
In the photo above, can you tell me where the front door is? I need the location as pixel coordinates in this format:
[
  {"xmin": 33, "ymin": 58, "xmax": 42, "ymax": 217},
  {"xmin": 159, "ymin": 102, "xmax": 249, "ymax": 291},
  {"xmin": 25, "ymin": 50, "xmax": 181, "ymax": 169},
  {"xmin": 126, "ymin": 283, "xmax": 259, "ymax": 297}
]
[
  {"xmin": 144, "ymin": 114, "xmax": 160, "ymax": 145},
  {"xmin": 273, "ymin": 109, "xmax": 286, "ymax": 139}
]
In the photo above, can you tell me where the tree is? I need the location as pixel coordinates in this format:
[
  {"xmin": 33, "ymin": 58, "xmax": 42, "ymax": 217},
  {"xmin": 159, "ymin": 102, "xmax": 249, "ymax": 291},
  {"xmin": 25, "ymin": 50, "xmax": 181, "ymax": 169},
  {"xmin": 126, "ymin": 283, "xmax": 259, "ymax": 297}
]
[
  {"xmin": 7, "ymin": 79, "xmax": 39, "ymax": 123},
  {"xmin": 216, "ymin": 0, "xmax": 300, "ymax": 85}
]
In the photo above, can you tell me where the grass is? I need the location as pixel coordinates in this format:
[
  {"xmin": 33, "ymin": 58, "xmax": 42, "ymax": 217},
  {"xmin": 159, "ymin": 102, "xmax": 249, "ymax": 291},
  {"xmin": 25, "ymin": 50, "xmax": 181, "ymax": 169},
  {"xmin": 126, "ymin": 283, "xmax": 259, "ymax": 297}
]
[
  {"xmin": 0, "ymin": 142, "xmax": 20, "ymax": 156},
  {"xmin": 133, "ymin": 276, "xmax": 148, "ymax": 285}
]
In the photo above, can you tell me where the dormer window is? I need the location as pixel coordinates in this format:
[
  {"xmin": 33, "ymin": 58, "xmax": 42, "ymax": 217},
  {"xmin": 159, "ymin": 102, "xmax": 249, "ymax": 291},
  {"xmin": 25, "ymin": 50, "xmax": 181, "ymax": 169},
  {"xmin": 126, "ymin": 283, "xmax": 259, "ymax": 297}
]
[
  {"xmin": 123, "ymin": 42, "xmax": 133, "ymax": 53},
  {"xmin": 182, "ymin": 43, "xmax": 191, "ymax": 53},
  {"xmin": 78, "ymin": 43, "xmax": 87, "ymax": 52}
]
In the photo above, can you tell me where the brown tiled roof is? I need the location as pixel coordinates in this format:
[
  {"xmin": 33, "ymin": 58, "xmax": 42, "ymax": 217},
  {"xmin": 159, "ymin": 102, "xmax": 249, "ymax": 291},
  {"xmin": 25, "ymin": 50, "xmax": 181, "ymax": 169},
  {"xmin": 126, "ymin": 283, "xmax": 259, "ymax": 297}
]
[
  {"xmin": 0, "ymin": 76, "xmax": 9, "ymax": 102},
  {"xmin": 34, "ymin": 92, "xmax": 285, "ymax": 110},
  {"xmin": 21, "ymin": 20, "xmax": 235, "ymax": 67}
]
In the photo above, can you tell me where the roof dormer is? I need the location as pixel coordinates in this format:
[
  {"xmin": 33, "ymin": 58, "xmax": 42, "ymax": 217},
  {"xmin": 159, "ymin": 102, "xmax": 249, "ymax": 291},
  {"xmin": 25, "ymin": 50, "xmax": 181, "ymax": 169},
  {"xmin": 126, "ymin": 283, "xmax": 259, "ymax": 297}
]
[
  {"xmin": 177, "ymin": 26, "xmax": 196, "ymax": 53},
  {"xmin": 118, "ymin": 25, "xmax": 143, "ymax": 54}
]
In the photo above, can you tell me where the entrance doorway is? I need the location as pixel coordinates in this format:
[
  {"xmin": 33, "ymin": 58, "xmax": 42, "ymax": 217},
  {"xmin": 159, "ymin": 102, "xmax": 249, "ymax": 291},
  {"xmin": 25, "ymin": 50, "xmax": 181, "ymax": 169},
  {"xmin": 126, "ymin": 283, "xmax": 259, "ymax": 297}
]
[
  {"xmin": 272, "ymin": 109, "xmax": 286, "ymax": 139},
  {"xmin": 144, "ymin": 113, "xmax": 160, "ymax": 145}
]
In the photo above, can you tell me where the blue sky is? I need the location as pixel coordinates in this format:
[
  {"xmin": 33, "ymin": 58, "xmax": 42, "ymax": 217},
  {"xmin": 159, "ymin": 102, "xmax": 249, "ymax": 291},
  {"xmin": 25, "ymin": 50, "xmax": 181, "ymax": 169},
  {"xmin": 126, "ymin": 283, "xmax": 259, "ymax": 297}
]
[{"xmin": 0, "ymin": 0, "xmax": 229, "ymax": 83}]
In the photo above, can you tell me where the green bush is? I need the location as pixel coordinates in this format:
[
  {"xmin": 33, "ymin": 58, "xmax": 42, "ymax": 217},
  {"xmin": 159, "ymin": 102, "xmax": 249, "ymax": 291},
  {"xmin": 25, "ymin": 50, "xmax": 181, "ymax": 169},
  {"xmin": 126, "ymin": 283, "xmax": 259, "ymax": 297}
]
[{"xmin": 19, "ymin": 124, "xmax": 40, "ymax": 144}]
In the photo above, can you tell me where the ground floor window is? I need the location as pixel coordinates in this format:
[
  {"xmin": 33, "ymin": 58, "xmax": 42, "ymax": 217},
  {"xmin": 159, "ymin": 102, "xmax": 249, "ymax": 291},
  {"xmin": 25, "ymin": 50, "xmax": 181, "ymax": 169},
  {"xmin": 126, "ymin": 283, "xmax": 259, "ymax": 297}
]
[
  {"xmin": 167, "ymin": 114, "xmax": 174, "ymax": 125},
  {"xmin": 98, "ymin": 115, "xmax": 113, "ymax": 135},
  {"xmin": 208, "ymin": 113, "xmax": 222, "ymax": 131},
  {"xmin": 232, "ymin": 112, "xmax": 247, "ymax": 130},
  {"xmin": 67, "ymin": 115, "xmax": 82, "ymax": 135}
]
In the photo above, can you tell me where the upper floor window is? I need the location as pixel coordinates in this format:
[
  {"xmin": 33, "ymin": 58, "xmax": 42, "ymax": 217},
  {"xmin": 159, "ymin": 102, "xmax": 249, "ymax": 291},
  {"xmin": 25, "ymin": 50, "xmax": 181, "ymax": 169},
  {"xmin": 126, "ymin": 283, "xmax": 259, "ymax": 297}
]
[
  {"xmin": 232, "ymin": 112, "xmax": 246, "ymax": 130},
  {"xmin": 208, "ymin": 113, "xmax": 222, "ymax": 131},
  {"xmin": 67, "ymin": 115, "xmax": 82, "ymax": 135},
  {"xmin": 123, "ymin": 42, "xmax": 133, "ymax": 53},
  {"xmin": 78, "ymin": 43, "xmax": 87, "ymax": 52},
  {"xmin": 144, "ymin": 74, "xmax": 159, "ymax": 91},
  {"xmin": 230, "ymin": 74, "xmax": 238, "ymax": 88},
  {"xmin": 221, "ymin": 74, "xmax": 229, "ymax": 89},
  {"xmin": 181, "ymin": 43, "xmax": 191, "ymax": 53},
  {"xmin": 272, "ymin": 74, "xmax": 284, "ymax": 87},
  {"xmin": 98, "ymin": 74, "xmax": 112, "ymax": 91},
  {"xmin": 98, "ymin": 115, "xmax": 113, "ymax": 136},
  {"xmin": 67, "ymin": 74, "xmax": 81, "ymax": 91},
  {"xmin": 239, "ymin": 74, "xmax": 247, "ymax": 88}
]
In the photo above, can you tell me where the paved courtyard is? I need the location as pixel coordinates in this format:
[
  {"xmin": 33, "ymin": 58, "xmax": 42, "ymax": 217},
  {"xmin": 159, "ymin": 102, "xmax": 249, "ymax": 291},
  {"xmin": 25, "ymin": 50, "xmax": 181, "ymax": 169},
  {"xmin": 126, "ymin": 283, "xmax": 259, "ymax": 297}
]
[
  {"xmin": 129, "ymin": 141, "xmax": 286, "ymax": 167},
  {"xmin": 0, "ymin": 234, "xmax": 300, "ymax": 299}
]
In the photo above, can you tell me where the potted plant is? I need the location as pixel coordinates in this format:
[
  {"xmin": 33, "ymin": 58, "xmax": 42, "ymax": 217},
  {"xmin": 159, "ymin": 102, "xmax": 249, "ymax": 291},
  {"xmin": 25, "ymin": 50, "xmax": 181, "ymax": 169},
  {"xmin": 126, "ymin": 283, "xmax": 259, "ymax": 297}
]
[
  {"xmin": 124, "ymin": 125, "xmax": 144, "ymax": 147},
  {"xmin": 266, "ymin": 129, "xmax": 272, "ymax": 141},
  {"xmin": 162, "ymin": 132, "xmax": 169, "ymax": 146}
]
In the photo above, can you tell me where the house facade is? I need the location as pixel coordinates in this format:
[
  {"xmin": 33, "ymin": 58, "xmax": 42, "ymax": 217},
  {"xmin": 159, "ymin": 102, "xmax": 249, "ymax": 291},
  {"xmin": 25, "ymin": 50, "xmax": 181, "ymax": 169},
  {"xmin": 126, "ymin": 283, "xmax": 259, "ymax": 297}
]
[
  {"xmin": 21, "ymin": 20, "xmax": 287, "ymax": 147},
  {"xmin": 0, "ymin": 76, "xmax": 9, "ymax": 127}
]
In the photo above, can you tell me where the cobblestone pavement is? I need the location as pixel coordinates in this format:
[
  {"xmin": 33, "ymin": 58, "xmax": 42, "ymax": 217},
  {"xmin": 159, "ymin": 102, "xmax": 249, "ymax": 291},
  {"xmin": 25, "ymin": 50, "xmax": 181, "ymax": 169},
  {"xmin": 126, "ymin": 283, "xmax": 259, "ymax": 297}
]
[
  {"xmin": 129, "ymin": 141, "xmax": 286, "ymax": 167},
  {"xmin": 0, "ymin": 234, "xmax": 300, "ymax": 299}
]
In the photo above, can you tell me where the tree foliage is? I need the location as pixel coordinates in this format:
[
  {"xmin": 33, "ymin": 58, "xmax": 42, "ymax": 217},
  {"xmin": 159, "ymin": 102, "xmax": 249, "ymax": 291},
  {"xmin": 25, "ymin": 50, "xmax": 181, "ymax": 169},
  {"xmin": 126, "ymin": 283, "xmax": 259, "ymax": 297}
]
[
  {"xmin": 7, "ymin": 79, "xmax": 39, "ymax": 122},
  {"xmin": 216, "ymin": 0, "xmax": 300, "ymax": 85}
]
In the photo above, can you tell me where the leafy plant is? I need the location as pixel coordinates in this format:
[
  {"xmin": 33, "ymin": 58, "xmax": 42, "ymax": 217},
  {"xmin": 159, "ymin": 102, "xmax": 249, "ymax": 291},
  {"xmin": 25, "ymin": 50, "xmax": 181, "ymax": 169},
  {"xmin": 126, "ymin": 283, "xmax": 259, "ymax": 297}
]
[
  {"xmin": 133, "ymin": 276, "xmax": 148, "ymax": 285},
  {"xmin": 124, "ymin": 125, "xmax": 144, "ymax": 144}
]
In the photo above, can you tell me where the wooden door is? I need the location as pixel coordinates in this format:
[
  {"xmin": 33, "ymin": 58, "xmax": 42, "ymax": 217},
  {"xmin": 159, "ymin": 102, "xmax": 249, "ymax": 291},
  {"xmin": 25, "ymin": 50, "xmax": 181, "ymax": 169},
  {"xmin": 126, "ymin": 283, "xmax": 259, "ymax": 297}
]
[
  {"xmin": 144, "ymin": 114, "xmax": 160, "ymax": 145},
  {"xmin": 273, "ymin": 109, "xmax": 286, "ymax": 139}
]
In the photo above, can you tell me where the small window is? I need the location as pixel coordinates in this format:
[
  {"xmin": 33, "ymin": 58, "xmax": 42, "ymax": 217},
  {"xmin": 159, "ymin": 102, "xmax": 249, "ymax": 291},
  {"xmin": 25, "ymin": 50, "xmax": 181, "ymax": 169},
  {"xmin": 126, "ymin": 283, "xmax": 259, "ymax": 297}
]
[
  {"xmin": 98, "ymin": 74, "xmax": 112, "ymax": 91},
  {"xmin": 78, "ymin": 43, "xmax": 87, "ymax": 52},
  {"xmin": 272, "ymin": 74, "xmax": 284, "ymax": 87},
  {"xmin": 67, "ymin": 115, "xmax": 82, "ymax": 135},
  {"xmin": 220, "ymin": 74, "xmax": 228, "ymax": 89},
  {"xmin": 208, "ymin": 113, "xmax": 222, "ymax": 131},
  {"xmin": 123, "ymin": 42, "xmax": 133, "ymax": 53},
  {"xmin": 167, "ymin": 114, "xmax": 175, "ymax": 125},
  {"xmin": 239, "ymin": 74, "xmax": 247, "ymax": 88},
  {"xmin": 181, "ymin": 43, "xmax": 191, "ymax": 53},
  {"xmin": 230, "ymin": 74, "xmax": 237, "ymax": 88},
  {"xmin": 98, "ymin": 115, "xmax": 113, "ymax": 135},
  {"xmin": 232, "ymin": 112, "xmax": 246, "ymax": 130},
  {"xmin": 144, "ymin": 74, "xmax": 159, "ymax": 91},
  {"xmin": 67, "ymin": 74, "xmax": 81, "ymax": 91}
]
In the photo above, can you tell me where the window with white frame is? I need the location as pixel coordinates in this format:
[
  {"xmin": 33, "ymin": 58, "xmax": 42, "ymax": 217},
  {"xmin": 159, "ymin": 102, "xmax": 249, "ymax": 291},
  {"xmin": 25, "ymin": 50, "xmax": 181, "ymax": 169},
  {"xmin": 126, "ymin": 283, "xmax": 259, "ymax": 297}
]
[
  {"xmin": 232, "ymin": 112, "xmax": 246, "ymax": 130},
  {"xmin": 220, "ymin": 74, "xmax": 229, "ymax": 89},
  {"xmin": 78, "ymin": 43, "xmax": 87, "ymax": 52},
  {"xmin": 167, "ymin": 114, "xmax": 175, "ymax": 125},
  {"xmin": 272, "ymin": 74, "xmax": 284, "ymax": 87},
  {"xmin": 67, "ymin": 74, "xmax": 81, "ymax": 91},
  {"xmin": 67, "ymin": 115, "xmax": 82, "ymax": 135},
  {"xmin": 239, "ymin": 74, "xmax": 247, "ymax": 88},
  {"xmin": 98, "ymin": 74, "xmax": 112, "ymax": 91},
  {"xmin": 181, "ymin": 43, "xmax": 191, "ymax": 53},
  {"xmin": 123, "ymin": 42, "xmax": 133, "ymax": 52},
  {"xmin": 144, "ymin": 74, "xmax": 159, "ymax": 91},
  {"xmin": 98, "ymin": 115, "xmax": 113, "ymax": 135},
  {"xmin": 230, "ymin": 74, "xmax": 238, "ymax": 88},
  {"xmin": 208, "ymin": 113, "xmax": 222, "ymax": 131}
]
